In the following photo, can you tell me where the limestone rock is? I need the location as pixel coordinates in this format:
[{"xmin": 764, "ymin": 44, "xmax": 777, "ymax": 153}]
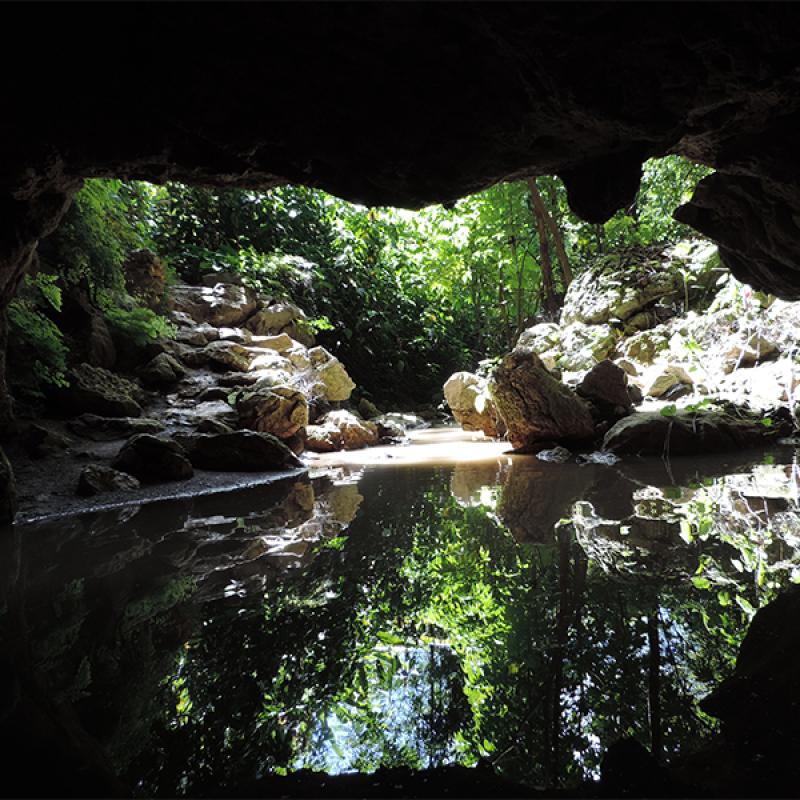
[
  {"xmin": 111, "ymin": 434, "xmax": 194, "ymax": 482},
  {"xmin": 603, "ymin": 410, "xmax": 789, "ymax": 456},
  {"xmin": 236, "ymin": 386, "xmax": 309, "ymax": 440},
  {"xmin": 620, "ymin": 328, "xmax": 670, "ymax": 365},
  {"xmin": 558, "ymin": 243, "xmax": 719, "ymax": 327},
  {"xmin": 515, "ymin": 322, "xmax": 561, "ymax": 368},
  {"xmin": 176, "ymin": 327, "xmax": 210, "ymax": 347},
  {"xmin": 202, "ymin": 340, "xmax": 252, "ymax": 372},
  {"xmin": 76, "ymin": 464, "xmax": 141, "ymax": 497},
  {"xmin": 250, "ymin": 332, "xmax": 294, "ymax": 352},
  {"xmin": 489, "ymin": 350, "xmax": 595, "ymax": 449},
  {"xmin": 443, "ymin": 371, "xmax": 504, "ymax": 437},
  {"xmin": 62, "ymin": 364, "xmax": 144, "ymax": 418},
  {"xmin": 557, "ymin": 322, "xmax": 617, "ymax": 372},
  {"xmin": 67, "ymin": 413, "xmax": 165, "ymax": 441},
  {"xmin": 217, "ymin": 326, "xmax": 252, "ymax": 344},
  {"xmin": 175, "ymin": 430, "xmax": 303, "ymax": 471},
  {"xmin": 247, "ymin": 349, "xmax": 293, "ymax": 373},
  {"xmin": 245, "ymin": 302, "xmax": 305, "ymax": 336},
  {"xmin": 645, "ymin": 365, "xmax": 694, "ymax": 398},
  {"xmin": 123, "ymin": 249, "xmax": 167, "ymax": 311},
  {"xmin": 723, "ymin": 334, "xmax": 779, "ymax": 373},
  {"xmin": 138, "ymin": 353, "xmax": 186, "ymax": 388},
  {"xmin": 169, "ymin": 283, "xmax": 258, "ymax": 327},
  {"xmin": 308, "ymin": 346, "xmax": 355, "ymax": 402},
  {"xmin": 305, "ymin": 410, "xmax": 379, "ymax": 452}
]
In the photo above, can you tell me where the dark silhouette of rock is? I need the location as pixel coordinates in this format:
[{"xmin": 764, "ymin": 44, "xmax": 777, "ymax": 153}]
[
  {"xmin": 603, "ymin": 409, "xmax": 790, "ymax": 456},
  {"xmin": 76, "ymin": 464, "xmax": 141, "ymax": 497},
  {"xmin": 577, "ymin": 360, "xmax": 633, "ymax": 418},
  {"xmin": 111, "ymin": 434, "xmax": 194, "ymax": 483},
  {"xmin": 174, "ymin": 431, "xmax": 303, "ymax": 472}
]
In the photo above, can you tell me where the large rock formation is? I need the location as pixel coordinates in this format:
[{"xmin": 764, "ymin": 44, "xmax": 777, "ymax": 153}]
[{"xmin": 489, "ymin": 350, "xmax": 595, "ymax": 450}]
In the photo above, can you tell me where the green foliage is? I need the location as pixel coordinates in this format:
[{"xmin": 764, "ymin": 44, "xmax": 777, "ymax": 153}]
[
  {"xmin": 102, "ymin": 303, "xmax": 176, "ymax": 348},
  {"xmin": 45, "ymin": 179, "xmax": 154, "ymax": 296},
  {"xmin": 6, "ymin": 274, "xmax": 70, "ymax": 398}
]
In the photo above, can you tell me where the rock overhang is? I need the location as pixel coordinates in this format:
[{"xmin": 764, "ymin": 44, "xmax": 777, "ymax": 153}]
[{"xmin": 2, "ymin": 3, "xmax": 800, "ymax": 296}]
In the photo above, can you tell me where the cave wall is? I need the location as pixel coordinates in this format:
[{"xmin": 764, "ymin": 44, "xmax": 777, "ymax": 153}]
[
  {"xmin": 1, "ymin": 5, "xmax": 800, "ymax": 317},
  {"xmin": 4, "ymin": 5, "xmax": 800, "ymax": 298}
]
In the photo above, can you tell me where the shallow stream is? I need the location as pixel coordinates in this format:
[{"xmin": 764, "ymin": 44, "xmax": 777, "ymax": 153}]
[{"xmin": 3, "ymin": 428, "xmax": 800, "ymax": 794}]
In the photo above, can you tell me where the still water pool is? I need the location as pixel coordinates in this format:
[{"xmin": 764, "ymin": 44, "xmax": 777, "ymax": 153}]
[{"xmin": 2, "ymin": 429, "xmax": 799, "ymax": 795}]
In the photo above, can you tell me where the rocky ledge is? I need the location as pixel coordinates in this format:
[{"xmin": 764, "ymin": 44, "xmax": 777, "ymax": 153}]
[
  {"xmin": 444, "ymin": 241, "xmax": 800, "ymax": 460},
  {"xmin": 3, "ymin": 276, "xmax": 434, "ymax": 522}
]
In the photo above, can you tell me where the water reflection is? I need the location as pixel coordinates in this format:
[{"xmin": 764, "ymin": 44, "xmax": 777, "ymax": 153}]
[{"xmin": 2, "ymin": 439, "xmax": 800, "ymax": 795}]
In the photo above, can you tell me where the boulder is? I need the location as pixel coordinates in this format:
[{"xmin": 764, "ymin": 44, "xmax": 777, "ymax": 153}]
[
  {"xmin": 138, "ymin": 353, "xmax": 186, "ymax": 388},
  {"xmin": 0, "ymin": 447, "xmax": 17, "ymax": 524},
  {"xmin": 76, "ymin": 464, "xmax": 141, "ymax": 497},
  {"xmin": 619, "ymin": 328, "xmax": 670, "ymax": 365},
  {"xmin": 443, "ymin": 371, "xmax": 504, "ymax": 437},
  {"xmin": 61, "ymin": 364, "xmax": 144, "ymax": 418},
  {"xmin": 305, "ymin": 410, "xmax": 379, "ymax": 452},
  {"xmin": 308, "ymin": 346, "xmax": 355, "ymax": 402},
  {"xmin": 577, "ymin": 360, "xmax": 633, "ymax": 415},
  {"xmin": 111, "ymin": 434, "xmax": 194, "ymax": 482},
  {"xmin": 176, "ymin": 327, "xmax": 210, "ymax": 347},
  {"xmin": 67, "ymin": 413, "xmax": 165, "ymax": 441},
  {"xmin": 250, "ymin": 332, "xmax": 294, "ymax": 352},
  {"xmin": 246, "ymin": 349, "xmax": 293, "ymax": 373},
  {"xmin": 175, "ymin": 430, "xmax": 303, "ymax": 471},
  {"xmin": 559, "ymin": 242, "xmax": 719, "ymax": 328},
  {"xmin": 603, "ymin": 409, "xmax": 790, "ymax": 456},
  {"xmin": 245, "ymin": 302, "xmax": 305, "ymax": 336},
  {"xmin": 489, "ymin": 350, "xmax": 595, "ymax": 449},
  {"xmin": 236, "ymin": 386, "xmax": 309, "ymax": 439},
  {"xmin": 195, "ymin": 418, "xmax": 234, "ymax": 435},
  {"xmin": 202, "ymin": 340, "xmax": 252, "ymax": 372},
  {"xmin": 645, "ymin": 365, "xmax": 694, "ymax": 398},
  {"xmin": 169, "ymin": 283, "xmax": 258, "ymax": 327}
]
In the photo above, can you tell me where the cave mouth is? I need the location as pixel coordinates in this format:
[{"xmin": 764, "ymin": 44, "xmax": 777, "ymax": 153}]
[
  {"xmin": 4, "ymin": 4, "xmax": 800, "ymax": 796},
  {"xmin": 2, "ymin": 155, "xmax": 800, "ymax": 797}
]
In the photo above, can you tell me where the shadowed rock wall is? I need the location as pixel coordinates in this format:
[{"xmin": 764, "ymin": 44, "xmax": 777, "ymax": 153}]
[{"xmin": 2, "ymin": 5, "xmax": 800, "ymax": 297}]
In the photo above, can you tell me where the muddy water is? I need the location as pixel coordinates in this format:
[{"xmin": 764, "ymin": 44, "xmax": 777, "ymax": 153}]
[{"xmin": 2, "ymin": 428, "xmax": 800, "ymax": 795}]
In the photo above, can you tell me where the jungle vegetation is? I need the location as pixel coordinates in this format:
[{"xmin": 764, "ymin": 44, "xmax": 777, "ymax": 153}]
[{"xmin": 8, "ymin": 156, "xmax": 710, "ymax": 407}]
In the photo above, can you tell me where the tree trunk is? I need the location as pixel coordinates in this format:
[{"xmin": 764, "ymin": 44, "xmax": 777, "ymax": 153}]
[
  {"xmin": 529, "ymin": 191, "xmax": 559, "ymax": 318},
  {"xmin": 527, "ymin": 178, "xmax": 572, "ymax": 287},
  {"xmin": 647, "ymin": 611, "xmax": 663, "ymax": 761}
]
